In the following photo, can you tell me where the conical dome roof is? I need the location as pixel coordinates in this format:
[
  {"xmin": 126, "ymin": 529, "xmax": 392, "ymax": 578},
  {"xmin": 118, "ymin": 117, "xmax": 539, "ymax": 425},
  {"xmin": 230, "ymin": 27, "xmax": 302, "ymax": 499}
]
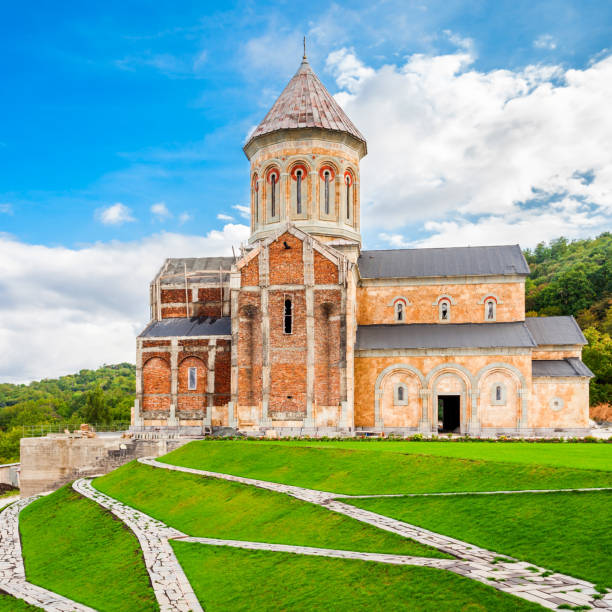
[{"xmin": 245, "ymin": 57, "xmax": 366, "ymax": 149}]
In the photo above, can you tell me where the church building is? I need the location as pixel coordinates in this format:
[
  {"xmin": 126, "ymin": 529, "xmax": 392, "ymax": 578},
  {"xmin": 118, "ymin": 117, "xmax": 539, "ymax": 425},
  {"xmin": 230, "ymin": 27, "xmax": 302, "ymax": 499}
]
[{"xmin": 133, "ymin": 54, "xmax": 593, "ymax": 437}]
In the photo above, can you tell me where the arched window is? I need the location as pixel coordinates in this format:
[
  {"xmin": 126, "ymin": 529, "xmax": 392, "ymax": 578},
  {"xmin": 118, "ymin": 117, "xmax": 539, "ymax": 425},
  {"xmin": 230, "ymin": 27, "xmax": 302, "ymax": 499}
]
[
  {"xmin": 394, "ymin": 383, "xmax": 408, "ymax": 405},
  {"xmin": 271, "ymin": 173, "xmax": 277, "ymax": 218},
  {"xmin": 491, "ymin": 382, "xmax": 506, "ymax": 405},
  {"xmin": 319, "ymin": 166, "xmax": 335, "ymax": 217},
  {"xmin": 439, "ymin": 300, "xmax": 450, "ymax": 322},
  {"xmin": 485, "ymin": 299, "xmax": 496, "ymax": 321},
  {"xmin": 252, "ymin": 174, "xmax": 259, "ymax": 224},
  {"xmin": 296, "ymin": 169, "xmax": 303, "ymax": 214},
  {"xmin": 267, "ymin": 168, "xmax": 280, "ymax": 220},
  {"xmin": 284, "ymin": 297, "xmax": 293, "ymax": 334},
  {"xmin": 344, "ymin": 171, "xmax": 353, "ymax": 221},
  {"xmin": 395, "ymin": 301, "xmax": 404, "ymax": 322}
]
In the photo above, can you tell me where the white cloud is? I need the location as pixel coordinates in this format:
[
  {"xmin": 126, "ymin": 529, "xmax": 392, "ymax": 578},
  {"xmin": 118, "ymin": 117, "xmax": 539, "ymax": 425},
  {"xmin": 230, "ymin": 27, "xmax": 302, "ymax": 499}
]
[
  {"xmin": 150, "ymin": 201, "xmax": 172, "ymax": 220},
  {"xmin": 217, "ymin": 213, "xmax": 234, "ymax": 221},
  {"xmin": 178, "ymin": 212, "xmax": 192, "ymax": 225},
  {"xmin": 232, "ymin": 204, "xmax": 250, "ymax": 220},
  {"xmin": 0, "ymin": 203, "xmax": 12, "ymax": 215},
  {"xmin": 534, "ymin": 34, "xmax": 557, "ymax": 50},
  {"xmin": 326, "ymin": 47, "xmax": 612, "ymax": 246},
  {"xmin": 0, "ymin": 224, "xmax": 250, "ymax": 383},
  {"xmin": 96, "ymin": 202, "xmax": 135, "ymax": 225}
]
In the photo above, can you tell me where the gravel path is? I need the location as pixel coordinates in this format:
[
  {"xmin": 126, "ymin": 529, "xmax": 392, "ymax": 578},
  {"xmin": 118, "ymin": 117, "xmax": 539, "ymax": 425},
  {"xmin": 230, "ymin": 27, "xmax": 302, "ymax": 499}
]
[
  {"xmin": 0, "ymin": 496, "xmax": 96, "ymax": 612},
  {"xmin": 143, "ymin": 457, "xmax": 612, "ymax": 610},
  {"xmin": 73, "ymin": 479, "xmax": 202, "ymax": 612}
]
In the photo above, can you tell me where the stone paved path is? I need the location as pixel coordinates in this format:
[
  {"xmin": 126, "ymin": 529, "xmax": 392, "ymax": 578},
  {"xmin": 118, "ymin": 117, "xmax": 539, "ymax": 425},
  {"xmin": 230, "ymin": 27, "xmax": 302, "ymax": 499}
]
[
  {"xmin": 142, "ymin": 457, "xmax": 612, "ymax": 610},
  {"xmin": 348, "ymin": 487, "xmax": 612, "ymax": 498},
  {"xmin": 73, "ymin": 479, "xmax": 202, "ymax": 612},
  {"xmin": 0, "ymin": 496, "xmax": 96, "ymax": 612}
]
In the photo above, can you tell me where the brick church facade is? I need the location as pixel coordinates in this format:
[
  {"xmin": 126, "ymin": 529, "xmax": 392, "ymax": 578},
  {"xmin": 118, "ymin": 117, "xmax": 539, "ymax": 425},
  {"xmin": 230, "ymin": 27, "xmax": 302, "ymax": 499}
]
[{"xmin": 133, "ymin": 55, "xmax": 593, "ymax": 437}]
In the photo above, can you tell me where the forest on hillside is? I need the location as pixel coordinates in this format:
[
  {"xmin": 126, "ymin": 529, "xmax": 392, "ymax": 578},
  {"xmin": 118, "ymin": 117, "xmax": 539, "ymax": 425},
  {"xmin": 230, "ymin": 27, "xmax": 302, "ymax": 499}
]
[{"xmin": 0, "ymin": 233, "xmax": 610, "ymax": 463}]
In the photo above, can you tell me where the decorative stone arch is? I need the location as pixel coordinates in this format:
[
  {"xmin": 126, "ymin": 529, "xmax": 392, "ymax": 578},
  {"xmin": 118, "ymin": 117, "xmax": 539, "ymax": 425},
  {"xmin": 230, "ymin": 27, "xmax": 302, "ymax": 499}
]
[
  {"xmin": 426, "ymin": 363, "xmax": 474, "ymax": 434},
  {"xmin": 475, "ymin": 362, "xmax": 529, "ymax": 428},
  {"xmin": 431, "ymin": 294, "xmax": 457, "ymax": 306},
  {"xmin": 177, "ymin": 354, "xmax": 207, "ymax": 367},
  {"xmin": 374, "ymin": 363, "xmax": 426, "ymax": 428},
  {"xmin": 387, "ymin": 295, "xmax": 412, "ymax": 306},
  {"xmin": 142, "ymin": 354, "xmax": 171, "ymax": 368},
  {"xmin": 478, "ymin": 293, "xmax": 504, "ymax": 304}
]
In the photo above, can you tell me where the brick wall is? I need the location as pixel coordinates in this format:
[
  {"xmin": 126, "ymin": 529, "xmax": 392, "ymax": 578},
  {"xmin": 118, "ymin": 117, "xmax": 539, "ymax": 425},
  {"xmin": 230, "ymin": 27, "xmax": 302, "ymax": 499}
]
[
  {"xmin": 269, "ymin": 232, "xmax": 304, "ymax": 285},
  {"xmin": 142, "ymin": 355, "xmax": 171, "ymax": 411},
  {"xmin": 314, "ymin": 289, "xmax": 342, "ymax": 406}
]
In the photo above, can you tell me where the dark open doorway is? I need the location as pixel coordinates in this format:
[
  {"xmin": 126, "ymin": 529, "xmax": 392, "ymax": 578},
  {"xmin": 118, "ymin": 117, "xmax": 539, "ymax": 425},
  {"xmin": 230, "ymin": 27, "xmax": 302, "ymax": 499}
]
[{"xmin": 438, "ymin": 395, "xmax": 460, "ymax": 433}]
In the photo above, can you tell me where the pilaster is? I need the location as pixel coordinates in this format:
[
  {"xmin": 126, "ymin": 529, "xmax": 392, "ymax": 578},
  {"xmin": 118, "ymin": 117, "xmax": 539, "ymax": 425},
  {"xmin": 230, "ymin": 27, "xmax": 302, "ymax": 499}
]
[
  {"xmin": 304, "ymin": 238, "xmax": 315, "ymax": 427},
  {"xmin": 169, "ymin": 338, "xmax": 179, "ymax": 427},
  {"xmin": 205, "ymin": 339, "xmax": 216, "ymax": 428},
  {"xmin": 418, "ymin": 389, "xmax": 431, "ymax": 433},
  {"xmin": 260, "ymin": 245, "xmax": 271, "ymax": 426}
]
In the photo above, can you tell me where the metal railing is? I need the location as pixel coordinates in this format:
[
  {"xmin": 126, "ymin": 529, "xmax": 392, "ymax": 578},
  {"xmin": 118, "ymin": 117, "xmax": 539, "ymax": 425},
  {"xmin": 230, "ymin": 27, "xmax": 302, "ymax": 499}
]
[{"xmin": 21, "ymin": 421, "xmax": 131, "ymax": 438}]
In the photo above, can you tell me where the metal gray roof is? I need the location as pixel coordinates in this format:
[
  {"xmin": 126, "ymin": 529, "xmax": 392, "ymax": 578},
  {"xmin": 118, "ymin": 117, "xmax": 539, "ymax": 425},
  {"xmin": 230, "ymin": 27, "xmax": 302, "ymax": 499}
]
[
  {"xmin": 139, "ymin": 317, "xmax": 231, "ymax": 338},
  {"xmin": 358, "ymin": 245, "xmax": 529, "ymax": 279},
  {"xmin": 356, "ymin": 322, "xmax": 537, "ymax": 350},
  {"xmin": 532, "ymin": 358, "xmax": 593, "ymax": 378},
  {"xmin": 245, "ymin": 58, "xmax": 366, "ymax": 149},
  {"xmin": 158, "ymin": 257, "xmax": 234, "ymax": 285},
  {"xmin": 524, "ymin": 316, "xmax": 586, "ymax": 346}
]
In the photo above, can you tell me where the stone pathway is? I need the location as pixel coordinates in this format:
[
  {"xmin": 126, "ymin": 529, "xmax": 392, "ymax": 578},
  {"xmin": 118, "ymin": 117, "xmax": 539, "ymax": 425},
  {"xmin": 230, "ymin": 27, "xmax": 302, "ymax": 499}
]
[
  {"xmin": 348, "ymin": 487, "xmax": 612, "ymax": 498},
  {"xmin": 72, "ymin": 479, "xmax": 202, "ymax": 612},
  {"xmin": 142, "ymin": 457, "xmax": 612, "ymax": 610},
  {"xmin": 0, "ymin": 496, "xmax": 96, "ymax": 612}
]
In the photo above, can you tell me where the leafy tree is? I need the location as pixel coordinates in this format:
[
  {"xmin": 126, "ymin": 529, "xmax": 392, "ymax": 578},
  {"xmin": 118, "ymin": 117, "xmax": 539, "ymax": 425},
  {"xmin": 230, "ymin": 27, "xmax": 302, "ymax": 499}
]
[{"xmin": 582, "ymin": 328, "xmax": 612, "ymax": 406}]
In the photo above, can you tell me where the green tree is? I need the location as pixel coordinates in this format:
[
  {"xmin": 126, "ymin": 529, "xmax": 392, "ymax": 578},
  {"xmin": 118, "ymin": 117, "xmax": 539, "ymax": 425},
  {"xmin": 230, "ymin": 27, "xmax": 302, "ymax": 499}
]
[
  {"xmin": 582, "ymin": 327, "xmax": 612, "ymax": 406},
  {"xmin": 81, "ymin": 387, "xmax": 111, "ymax": 425}
]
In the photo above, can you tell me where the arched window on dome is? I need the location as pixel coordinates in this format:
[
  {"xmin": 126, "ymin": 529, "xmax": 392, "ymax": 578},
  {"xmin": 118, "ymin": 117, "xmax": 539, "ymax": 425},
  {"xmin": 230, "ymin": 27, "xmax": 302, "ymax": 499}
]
[
  {"xmin": 291, "ymin": 164, "xmax": 308, "ymax": 217},
  {"xmin": 319, "ymin": 165, "xmax": 335, "ymax": 218},
  {"xmin": 344, "ymin": 171, "xmax": 353, "ymax": 223},
  {"xmin": 251, "ymin": 173, "xmax": 259, "ymax": 225},
  {"xmin": 266, "ymin": 167, "xmax": 280, "ymax": 221}
]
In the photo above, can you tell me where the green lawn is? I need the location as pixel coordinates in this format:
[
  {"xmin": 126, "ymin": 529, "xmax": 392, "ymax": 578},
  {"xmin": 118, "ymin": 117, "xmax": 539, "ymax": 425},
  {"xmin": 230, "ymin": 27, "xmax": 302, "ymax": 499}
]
[
  {"xmin": 0, "ymin": 594, "xmax": 40, "ymax": 611},
  {"xmin": 172, "ymin": 542, "xmax": 541, "ymax": 611},
  {"xmin": 19, "ymin": 485, "xmax": 158, "ymax": 612},
  {"xmin": 261, "ymin": 440, "xmax": 612, "ymax": 471},
  {"xmin": 160, "ymin": 440, "xmax": 612, "ymax": 495},
  {"xmin": 94, "ymin": 461, "xmax": 446, "ymax": 557},
  {"xmin": 348, "ymin": 491, "xmax": 612, "ymax": 588}
]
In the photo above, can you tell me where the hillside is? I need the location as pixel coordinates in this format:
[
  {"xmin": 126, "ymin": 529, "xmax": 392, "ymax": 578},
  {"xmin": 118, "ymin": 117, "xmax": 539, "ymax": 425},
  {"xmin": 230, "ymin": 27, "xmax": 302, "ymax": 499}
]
[
  {"xmin": 524, "ymin": 232, "xmax": 612, "ymax": 407},
  {"xmin": 0, "ymin": 363, "xmax": 135, "ymax": 462}
]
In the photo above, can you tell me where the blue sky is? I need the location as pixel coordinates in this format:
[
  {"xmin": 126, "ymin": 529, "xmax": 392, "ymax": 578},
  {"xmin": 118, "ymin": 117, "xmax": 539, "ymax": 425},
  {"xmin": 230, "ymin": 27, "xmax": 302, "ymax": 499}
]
[
  {"xmin": 1, "ymin": 1, "xmax": 612, "ymax": 381},
  {"xmin": 1, "ymin": 0, "xmax": 611, "ymax": 247}
]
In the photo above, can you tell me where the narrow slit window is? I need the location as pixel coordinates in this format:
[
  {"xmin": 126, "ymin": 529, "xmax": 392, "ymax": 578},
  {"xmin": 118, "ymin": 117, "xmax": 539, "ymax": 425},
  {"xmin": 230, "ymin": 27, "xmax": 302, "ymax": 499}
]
[
  {"xmin": 324, "ymin": 170, "xmax": 330, "ymax": 215},
  {"xmin": 397, "ymin": 386, "xmax": 404, "ymax": 402},
  {"xmin": 346, "ymin": 174, "xmax": 351, "ymax": 219},
  {"xmin": 487, "ymin": 301, "xmax": 494, "ymax": 320},
  {"xmin": 284, "ymin": 297, "xmax": 293, "ymax": 334},
  {"xmin": 188, "ymin": 367, "xmax": 197, "ymax": 390},
  {"xmin": 495, "ymin": 385, "xmax": 502, "ymax": 401},
  {"xmin": 271, "ymin": 174, "xmax": 276, "ymax": 218},
  {"xmin": 296, "ymin": 170, "xmax": 302, "ymax": 214},
  {"xmin": 395, "ymin": 301, "xmax": 404, "ymax": 321},
  {"xmin": 255, "ymin": 185, "xmax": 259, "ymax": 223}
]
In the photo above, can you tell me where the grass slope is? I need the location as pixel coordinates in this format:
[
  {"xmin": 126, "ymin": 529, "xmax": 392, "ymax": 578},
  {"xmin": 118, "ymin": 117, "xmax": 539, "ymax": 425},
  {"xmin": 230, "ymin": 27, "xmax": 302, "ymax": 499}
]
[
  {"xmin": 94, "ymin": 462, "xmax": 446, "ymax": 557},
  {"xmin": 19, "ymin": 486, "xmax": 158, "ymax": 612},
  {"xmin": 161, "ymin": 441, "xmax": 612, "ymax": 495},
  {"xmin": 348, "ymin": 491, "xmax": 612, "ymax": 588},
  {"xmin": 0, "ymin": 594, "xmax": 40, "ymax": 611},
  {"xmin": 258, "ymin": 440, "xmax": 612, "ymax": 472},
  {"xmin": 172, "ymin": 542, "xmax": 541, "ymax": 612}
]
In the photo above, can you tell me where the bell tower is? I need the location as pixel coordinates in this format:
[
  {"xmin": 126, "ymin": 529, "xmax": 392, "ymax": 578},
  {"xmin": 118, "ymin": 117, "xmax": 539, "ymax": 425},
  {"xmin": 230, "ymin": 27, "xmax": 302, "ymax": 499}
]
[{"xmin": 243, "ymin": 52, "xmax": 367, "ymax": 250}]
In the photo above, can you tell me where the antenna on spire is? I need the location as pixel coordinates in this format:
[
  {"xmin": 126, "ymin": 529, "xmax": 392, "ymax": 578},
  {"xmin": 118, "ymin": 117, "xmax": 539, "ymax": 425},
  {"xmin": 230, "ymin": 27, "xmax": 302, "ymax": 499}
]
[{"xmin": 303, "ymin": 36, "xmax": 307, "ymax": 60}]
